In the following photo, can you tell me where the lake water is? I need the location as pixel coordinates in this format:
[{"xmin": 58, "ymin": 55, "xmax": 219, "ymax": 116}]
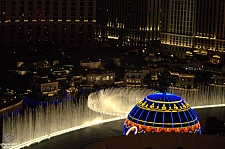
[{"xmin": 27, "ymin": 107, "xmax": 225, "ymax": 149}]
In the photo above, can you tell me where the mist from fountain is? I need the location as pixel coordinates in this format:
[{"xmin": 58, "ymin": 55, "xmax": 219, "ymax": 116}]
[
  {"xmin": 88, "ymin": 87, "xmax": 156, "ymax": 116},
  {"xmin": 2, "ymin": 95, "xmax": 117, "ymax": 149},
  {"xmin": 3, "ymin": 86, "xmax": 225, "ymax": 149},
  {"xmin": 168, "ymin": 86, "xmax": 225, "ymax": 107},
  {"xmin": 88, "ymin": 86, "xmax": 225, "ymax": 116}
]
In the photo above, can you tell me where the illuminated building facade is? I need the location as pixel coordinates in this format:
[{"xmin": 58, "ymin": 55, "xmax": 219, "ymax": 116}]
[
  {"xmin": 96, "ymin": 0, "xmax": 161, "ymax": 47},
  {"xmin": 194, "ymin": 0, "xmax": 225, "ymax": 63},
  {"xmin": 0, "ymin": 0, "xmax": 96, "ymax": 48},
  {"xmin": 160, "ymin": 0, "xmax": 196, "ymax": 58},
  {"xmin": 122, "ymin": 93, "xmax": 201, "ymax": 135},
  {"xmin": 161, "ymin": 0, "xmax": 225, "ymax": 60},
  {"xmin": 84, "ymin": 69, "xmax": 115, "ymax": 86}
]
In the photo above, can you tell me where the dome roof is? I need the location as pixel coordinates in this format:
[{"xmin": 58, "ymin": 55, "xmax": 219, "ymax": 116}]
[{"xmin": 122, "ymin": 93, "xmax": 201, "ymax": 135}]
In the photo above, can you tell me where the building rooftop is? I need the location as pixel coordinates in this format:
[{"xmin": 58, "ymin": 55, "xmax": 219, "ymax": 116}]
[{"xmin": 84, "ymin": 69, "xmax": 114, "ymax": 74}]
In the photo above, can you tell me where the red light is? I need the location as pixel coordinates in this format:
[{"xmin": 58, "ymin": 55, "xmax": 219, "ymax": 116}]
[{"xmin": 3, "ymin": 98, "xmax": 6, "ymax": 100}]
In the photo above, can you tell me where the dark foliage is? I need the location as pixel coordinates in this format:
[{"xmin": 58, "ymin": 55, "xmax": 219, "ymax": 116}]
[{"xmin": 205, "ymin": 116, "xmax": 225, "ymax": 136}]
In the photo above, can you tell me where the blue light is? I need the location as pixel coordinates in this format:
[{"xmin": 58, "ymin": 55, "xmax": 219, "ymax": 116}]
[
  {"xmin": 144, "ymin": 109, "xmax": 151, "ymax": 126},
  {"xmin": 123, "ymin": 92, "xmax": 201, "ymax": 134},
  {"xmin": 130, "ymin": 106, "xmax": 140, "ymax": 122},
  {"xmin": 177, "ymin": 111, "xmax": 183, "ymax": 127},
  {"xmin": 170, "ymin": 111, "xmax": 174, "ymax": 128},
  {"xmin": 137, "ymin": 109, "xmax": 144, "ymax": 124}
]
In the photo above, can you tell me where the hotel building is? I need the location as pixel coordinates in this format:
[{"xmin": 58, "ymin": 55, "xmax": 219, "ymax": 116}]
[
  {"xmin": 160, "ymin": 0, "xmax": 196, "ymax": 58},
  {"xmin": 96, "ymin": 0, "xmax": 161, "ymax": 47},
  {"xmin": 0, "ymin": 0, "xmax": 96, "ymax": 48},
  {"xmin": 161, "ymin": 0, "xmax": 225, "ymax": 61},
  {"xmin": 194, "ymin": 0, "xmax": 225, "ymax": 63},
  {"xmin": 97, "ymin": 0, "xmax": 225, "ymax": 62},
  {"xmin": 1, "ymin": 0, "xmax": 225, "ymax": 61}
]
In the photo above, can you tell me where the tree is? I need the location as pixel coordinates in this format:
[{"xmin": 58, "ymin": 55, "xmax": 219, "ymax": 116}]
[
  {"xmin": 157, "ymin": 71, "xmax": 175, "ymax": 91},
  {"xmin": 143, "ymin": 73, "xmax": 157, "ymax": 89},
  {"xmin": 104, "ymin": 62, "xmax": 125, "ymax": 81},
  {"xmin": 11, "ymin": 73, "xmax": 31, "ymax": 94},
  {"xmin": 194, "ymin": 71, "xmax": 213, "ymax": 86},
  {"xmin": 205, "ymin": 116, "xmax": 225, "ymax": 136}
]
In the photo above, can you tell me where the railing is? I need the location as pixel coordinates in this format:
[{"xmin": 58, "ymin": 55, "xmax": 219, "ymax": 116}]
[{"xmin": 0, "ymin": 99, "xmax": 23, "ymax": 113}]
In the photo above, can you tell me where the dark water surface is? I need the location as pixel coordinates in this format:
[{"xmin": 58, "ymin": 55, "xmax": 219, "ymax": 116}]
[
  {"xmin": 27, "ymin": 119, "xmax": 124, "ymax": 149},
  {"xmin": 28, "ymin": 107, "xmax": 225, "ymax": 149}
]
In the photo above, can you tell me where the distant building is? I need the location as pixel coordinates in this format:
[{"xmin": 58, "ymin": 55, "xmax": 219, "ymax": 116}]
[
  {"xmin": 211, "ymin": 76, "xmax": 225, "ymax": 86},
  {"xmin": 161, "ymin": 0, "xmax": 225, "ymax": 61},
  {"xmin": 62, "ymin": 65, "xmax": 74, "ymax": 74},
  {"xmin": 0, "ymin": 0, "xmax": 96, "ymax": 48},
  {"xmin": 160, "ymin": 0, "xmax": 196, "ymax": 58},
  {"xmin": 80, "ymin": 59, "xmax": 101, "ymax": 69},
  {"xmin": 177, "ymin": 74, "xmax": 195, "ymax": 89},
  {"xmin": 82, "ymin": 69, "xmax": 115, "ymax": 86},
  {"xmin": 186, "ymin": 59, "xmax": 202, "ymax": 71},
  {"xmin": 124, "ymin": 67, "xmax": 149, "ymax": 87},
  {"xmin": 28, "ymin": 76, "xmax": 58, "ymax": 98},
  {"xmin": 96, "ymin": 0, "xmax": 161, "ymax": 47},
  {"xmin": 15, "ymin": 66, "xmax": 29, "ymax": 75},
  {"xmin": 170, "ymin": 72, "xmax": 195, "ymax": 89}
]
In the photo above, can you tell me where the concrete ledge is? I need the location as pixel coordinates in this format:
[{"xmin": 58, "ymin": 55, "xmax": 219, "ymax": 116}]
[{"xmin": 85, "ymin": 133, "xmax": 225, "ymax": 149}]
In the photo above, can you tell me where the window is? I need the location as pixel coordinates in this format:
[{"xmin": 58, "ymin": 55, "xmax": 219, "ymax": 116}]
[
  {"xmin": 53, "ymin": 12, "xmax": 58, "ymax": 16},
  {"xmin": 187, "ymin": 79, "xmax": 192, "ymax": 82},
  {"xmin": 62, "ymin": 7, "xmax": 67, "ymax": 11},
  {"xmin": 79, "ymin": 40, "xmax": 83, "ymax": 44},
  {"xmin": 45, "ymin": 1, "xmax": 50, "ymax": 5},
  {"xmin": 89, "ymin": 2, "xmax": 93, "ymax": 6},
  {"xmin": 80, "ymin": 12, "xmax": 84, "ymax": 16},
  {"xmin": 80, "ymin": 2, "xmax": 84, "ymax": 6},
  {"xmin": 53, "ymin": 17, "xmax": 58, "ymax": 21},
  {"xmin": 88, "ymin": 12, "xmax": 93, "ymax": 16},
  {"xmin": 11, "ymin": 1, "xmax": 16, "ymax": 5},
  {"xmin": 62, "ymin": 12, "xmax": 67, "ymax": 16},
  {"xmin": 106, "ymin": 76, "xmax": 109, "ymax": 80},
  {"xmin": 71, "ymin": 25, "xmax": 75, "ymax": 30},
  {"xmin": 79, "ymin": 33, "xmax": 83, "ymax": 38},
  {"xmin": 45, "ymin": 7, "xmax": 49, "ymax": 11},
  {"xmin": 37, "ymin": 1, "xmax": 41, "ymax": 5},
  {"xmin": 71, "ymin": 17, "xmax": 75, "ymax": 21},
  {"xmin": 53, "ymin": 1, "xmax": 58, "ymax": 6},
  {"xmin": 71, "ymin": 12, "xmax": 75, "ymax": 16},
  {"xmin": 71, "ymin": 7, "xmax": 76, "ymax": 11},
  {"xmin": 71, "ymin": 2, "xmax": 76, "ymax": 6},
  {"xmin": 53, "ymin": 32, "xmax": 57, "ymax": 38},
  {"xmin": 19, "ymin": 25, "xmax": 24, "ymax": 31},
  {"xmin": 54, "ymin": 7, "xmax": 58, "ymax": 11},
  {"xmin": 80, "ymin": 7, "xmax": 84, "ymax": 11},
  {"xmin": 28, "ymin": 1, "xmax": 33, "ymax": 5},
  {"xmin": 79, "ymin": 25, "xmax": 84, "ymax": 31},
  {"xmin": 88, "ymin": 25, "xmax": 92, "ymax": 31},
  {"xmin": 20, "ymin": 1, "xmax": 24, "ymax": 5},
  {"xmin": 63, "ymin": 2, "xmax": 67, "ymax": 6},
  {"xmin": 88, "ymin": 17, "xmax": 92, "ymax": 21},
  {"xmin": 20, "ymin": 7, "xmax": 24, "ymax": 11}
]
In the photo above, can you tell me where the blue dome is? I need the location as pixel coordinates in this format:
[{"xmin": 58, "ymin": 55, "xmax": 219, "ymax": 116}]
[{"xmin": 122, "ymin": 93, "xmax": 201, "ymax": 135}]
